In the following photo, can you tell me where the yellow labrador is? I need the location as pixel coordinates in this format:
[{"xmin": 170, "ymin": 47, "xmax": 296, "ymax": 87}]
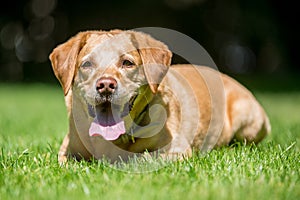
[{"xmin": 49, "ymin": 30, "xmax": 271, "ymax": 163}]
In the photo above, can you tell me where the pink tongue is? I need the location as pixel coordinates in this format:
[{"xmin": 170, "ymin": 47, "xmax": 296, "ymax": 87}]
[{"xmin": 89, "ymin": 119, "xmax": 125, "ymax": 140}]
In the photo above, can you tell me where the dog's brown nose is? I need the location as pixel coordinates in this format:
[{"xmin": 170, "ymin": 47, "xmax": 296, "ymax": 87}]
[{"xmin": 96, "ymin": 77, "xmax": 117, "ymax": 94}]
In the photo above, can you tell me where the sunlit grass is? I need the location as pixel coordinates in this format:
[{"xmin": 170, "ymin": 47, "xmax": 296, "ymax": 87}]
[{"xmin": 0, "ymin": 84, "xmax": 299, "ymax": 200}]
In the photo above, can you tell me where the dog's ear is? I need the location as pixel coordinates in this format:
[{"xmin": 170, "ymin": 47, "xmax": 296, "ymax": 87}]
[
  {"xmin": 134, "ymin": 32, "xmax": 172, "ymax": 93},
  {"xmin": 49, "ymin": 32, "xmax": 87, "ymax": 95},
  {"xmin": 139, "ymin": 48, "xmax": 172, "ymax": 93}
]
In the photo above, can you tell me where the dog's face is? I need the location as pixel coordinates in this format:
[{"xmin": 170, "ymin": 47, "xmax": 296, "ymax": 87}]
[{"xmin": 50, "ymin": 30, "xmax": 172, "ymax": 141}]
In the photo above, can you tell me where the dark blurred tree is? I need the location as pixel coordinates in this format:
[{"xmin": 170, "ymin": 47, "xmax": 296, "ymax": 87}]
[{"xmin": 0, "ymin": 0, "xmax": 298, "ymax": 82}]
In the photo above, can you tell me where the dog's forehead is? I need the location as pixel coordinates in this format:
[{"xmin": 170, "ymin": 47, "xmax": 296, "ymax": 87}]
[{"xmin": 83, "ymin": 32, "xmax": 137, "ymax": 66}]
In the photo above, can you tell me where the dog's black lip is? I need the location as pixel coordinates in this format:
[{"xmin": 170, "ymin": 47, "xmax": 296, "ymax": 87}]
[
  {"xmin": 88, "ymin": 104, "xmax": 96, "ymax": 118},
  {"xmin": 87, "ymin": 94, "xmax": 138, "ymax": 119}
]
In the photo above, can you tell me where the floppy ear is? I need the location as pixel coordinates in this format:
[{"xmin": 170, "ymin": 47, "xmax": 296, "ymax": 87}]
[
  {"xmin": 139, "ymin": 48, "xmax": 172, "ymax": 93},
  {"xmin": 49, "ymin": 32, "xmax": 87, "ymax": 95},
  {"xmin": 134, "ymin": 32, "xmax": 172, "ymax": 93}
]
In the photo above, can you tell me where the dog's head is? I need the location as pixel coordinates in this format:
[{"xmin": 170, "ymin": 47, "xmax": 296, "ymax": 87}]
[{"xmin": 49, "ymin": 30, "xmax": 172, "ymax": 141}]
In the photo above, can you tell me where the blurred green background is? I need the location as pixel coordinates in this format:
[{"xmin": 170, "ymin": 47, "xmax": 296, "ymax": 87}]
[{"xmin": 0, "ymin": 0, "xmax": 299, "ymax": 91}]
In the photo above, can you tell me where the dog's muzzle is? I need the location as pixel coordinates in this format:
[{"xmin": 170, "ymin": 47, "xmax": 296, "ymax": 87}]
[{"xmin": 87, "ymin": 94, "xmax": 138, "ymax": 141}]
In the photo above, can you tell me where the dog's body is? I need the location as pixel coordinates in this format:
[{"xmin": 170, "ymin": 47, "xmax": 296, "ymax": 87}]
[{"xmin": 50, "ymin": 30, "xmax": 270, "ymax": 163}]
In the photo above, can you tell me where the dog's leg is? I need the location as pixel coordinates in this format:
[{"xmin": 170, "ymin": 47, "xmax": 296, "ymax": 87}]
[
  {"xmin": 230, "ymin": 98, "xmax": 271, "ymax": 144},
  {"xmin": 58, "ymin": 133, "xmax": 70, "ymax": 164},
  {"xmin": 234, "ymin": 111, "xmax": 270, "ymax": 144}
]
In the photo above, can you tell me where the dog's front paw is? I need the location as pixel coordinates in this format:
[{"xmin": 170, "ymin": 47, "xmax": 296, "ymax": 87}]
[{"xmin": 58, "ymin": 152, "xmax": 68, "ymax": 166}]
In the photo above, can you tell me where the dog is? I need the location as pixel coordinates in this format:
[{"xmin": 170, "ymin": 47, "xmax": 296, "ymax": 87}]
[{"xmin": 49, "ymin": 29, "xmax": 271, "ymax": 163}]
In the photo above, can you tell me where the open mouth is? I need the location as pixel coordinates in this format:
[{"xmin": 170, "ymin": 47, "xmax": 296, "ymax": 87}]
[{"xmin": 88, "ymin": 95, "xmax": 137, "ymax": 140}]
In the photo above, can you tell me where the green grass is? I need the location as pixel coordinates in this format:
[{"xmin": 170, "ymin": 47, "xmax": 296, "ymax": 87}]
[{"xmin": 0, "ymin": 84, "xmax": 299, "ymax": 200}]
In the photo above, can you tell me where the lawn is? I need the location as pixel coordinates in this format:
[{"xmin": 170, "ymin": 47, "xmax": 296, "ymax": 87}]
[{"xmin": 0, "ymin": 83, "xmax": 299, "ymax": 200}]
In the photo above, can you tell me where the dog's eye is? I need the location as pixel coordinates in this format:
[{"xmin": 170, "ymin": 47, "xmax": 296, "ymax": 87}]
[
  {"xmin": 81, "ymin": 61, "xmax": 92, "ymax": 68},
  {"xmin": 122, "ymin": 59, "xmax": 135, "ymax": 68}
]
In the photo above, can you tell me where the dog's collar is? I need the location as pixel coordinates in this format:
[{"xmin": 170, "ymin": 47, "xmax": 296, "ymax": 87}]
[
  {"xmin": 124, "ymin": 85, "xmax": 153, "ymax": 129},
  {"xmin": 119, "ymin": 85, "xmax": 153, "ymax": 143}
]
